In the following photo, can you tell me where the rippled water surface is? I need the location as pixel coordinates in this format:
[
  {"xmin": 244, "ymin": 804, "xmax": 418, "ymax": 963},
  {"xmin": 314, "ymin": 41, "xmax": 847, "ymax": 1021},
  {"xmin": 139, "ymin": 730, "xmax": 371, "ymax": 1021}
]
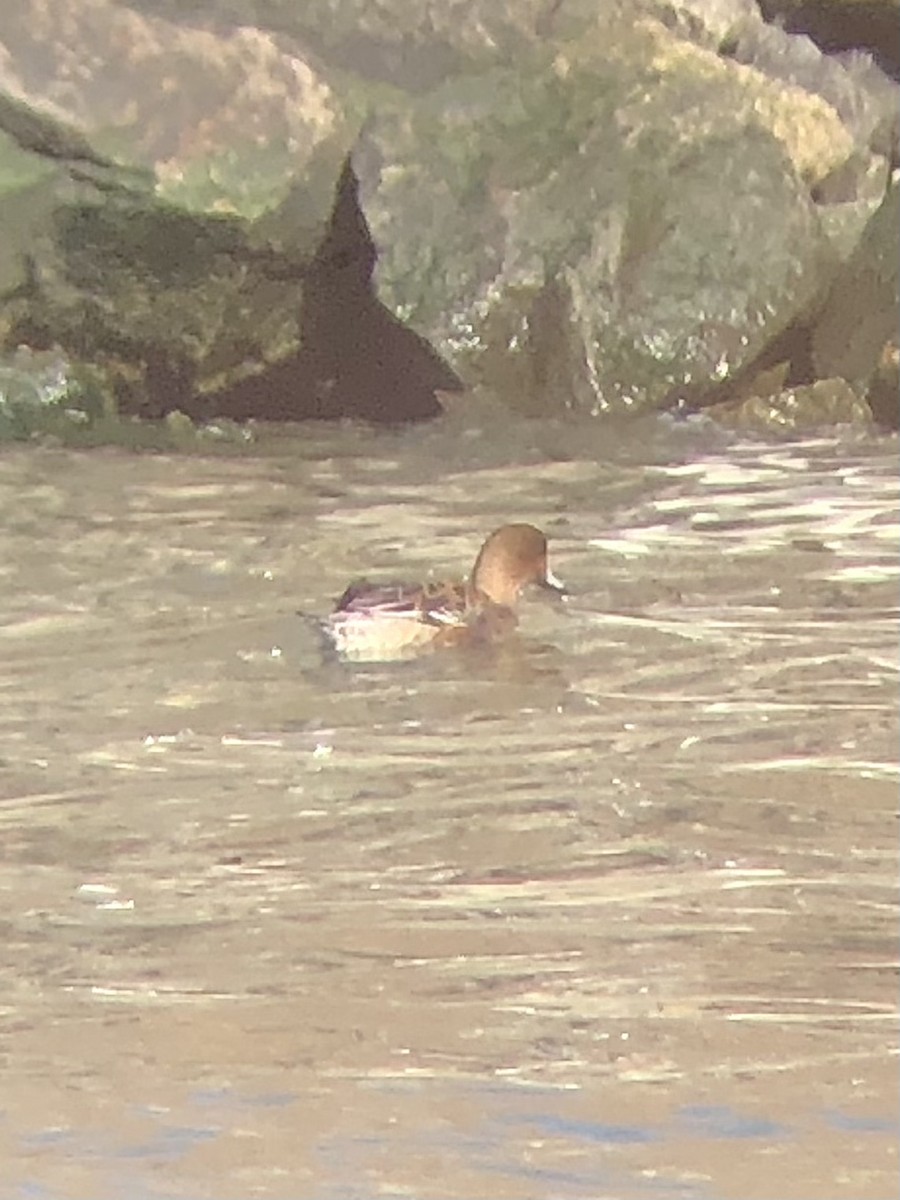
[{"xmin": 0, "ymin": 405, "xmax": 896, "ymax": 1199}]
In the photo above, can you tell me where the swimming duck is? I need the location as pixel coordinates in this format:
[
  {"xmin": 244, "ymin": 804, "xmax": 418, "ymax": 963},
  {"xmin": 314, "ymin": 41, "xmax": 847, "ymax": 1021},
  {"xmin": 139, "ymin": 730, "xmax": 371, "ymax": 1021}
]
[{"xmin": 324, "ymin": 523, "xmax": 565, "ymax": 662}]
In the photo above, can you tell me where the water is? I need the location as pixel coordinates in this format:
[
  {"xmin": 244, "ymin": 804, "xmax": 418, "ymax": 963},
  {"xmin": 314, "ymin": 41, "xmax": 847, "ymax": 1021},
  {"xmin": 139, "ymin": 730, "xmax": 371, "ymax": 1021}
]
[{"xmin": 0, "ymin": 403, "xmax": 896, "ymax": 1199}]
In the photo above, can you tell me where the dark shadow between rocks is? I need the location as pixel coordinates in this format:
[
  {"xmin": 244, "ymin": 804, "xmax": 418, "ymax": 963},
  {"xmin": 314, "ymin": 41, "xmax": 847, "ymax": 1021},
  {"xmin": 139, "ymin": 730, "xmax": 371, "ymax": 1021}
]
[
  {"xmin": 200, "ymin": 157, "xmax": 463, "ymax": 425},
  {"xmin": 758, "ymin": 0, "xmax": 900, "ymax": 81}
]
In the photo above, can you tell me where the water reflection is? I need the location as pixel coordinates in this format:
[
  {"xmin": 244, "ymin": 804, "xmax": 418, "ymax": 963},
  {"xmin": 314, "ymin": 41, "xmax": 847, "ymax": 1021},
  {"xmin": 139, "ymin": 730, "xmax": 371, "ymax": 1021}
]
[{"xmin": 0, "ymin": 410, "xmax": 896, "ymax": 1198}]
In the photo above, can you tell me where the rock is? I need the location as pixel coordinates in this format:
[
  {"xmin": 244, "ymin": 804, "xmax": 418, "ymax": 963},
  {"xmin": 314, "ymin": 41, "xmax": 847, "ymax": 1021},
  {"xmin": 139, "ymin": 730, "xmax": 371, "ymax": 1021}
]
[
  {"xmin": 811, "ymin": 182, "xmax": 899, "ymax": 392},
  {"xmin": 708, "ymin": 377, "xmax": 874, "ymax": 433},
  {"xmin": 866, "ymin": 340, "xmax": 900, "ymax": 428},
  {"xmin": 694, "ymin": 178, "xmax": 898, "ymax": 431},
  {"xmin": 0, "ymin": 0, "xmax": 896, "ymax": 432},
  {"xmin": 363, "ymin": 12, "xmax": 869, "ymax": 416},
  {"xmin": 0, "ymin": 0, "xmax": 459, "ymax": 424}
]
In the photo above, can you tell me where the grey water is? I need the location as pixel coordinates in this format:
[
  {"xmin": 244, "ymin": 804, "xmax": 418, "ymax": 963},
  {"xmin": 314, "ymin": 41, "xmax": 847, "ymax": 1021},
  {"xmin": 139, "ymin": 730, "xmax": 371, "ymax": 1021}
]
[{"xmin": 0, "ymin": 403, "xmax": 896, "ymax": 1199}]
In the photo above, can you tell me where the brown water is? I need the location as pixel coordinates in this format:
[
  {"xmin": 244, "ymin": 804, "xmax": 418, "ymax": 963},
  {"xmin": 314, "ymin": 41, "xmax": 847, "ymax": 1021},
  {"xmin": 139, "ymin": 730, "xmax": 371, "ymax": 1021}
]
[{"xmin": 0, "ymin": 403, "xmax": 896, "ymax": 1200}]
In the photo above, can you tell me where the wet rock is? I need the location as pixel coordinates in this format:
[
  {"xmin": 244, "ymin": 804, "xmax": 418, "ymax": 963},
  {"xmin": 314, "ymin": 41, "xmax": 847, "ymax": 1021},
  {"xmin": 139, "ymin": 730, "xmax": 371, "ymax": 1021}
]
[
  {"xmin": 0, "ymin": 0, "xmax": 896, "ymax": 432},
  {"xmin": 811, "ymin": 182, "xmax": 899, "ymax": 413},
  {"xmin": 356, "ymin": 6, "xmax": 896, "ymax": 420},
  {"xmin": 866, "ymin": 340, "xmax": 900, "ymax": 429},
  {"xmin": 685, "ymin": 178, "xmax": 899, "ymax": 430},
  {"xmin": 0, "ymin": 0, "xmax": 459, "ymax": 425},
  {"xmin": 708, "ymin": 377, "xmax": 874, "ymax": 434}
]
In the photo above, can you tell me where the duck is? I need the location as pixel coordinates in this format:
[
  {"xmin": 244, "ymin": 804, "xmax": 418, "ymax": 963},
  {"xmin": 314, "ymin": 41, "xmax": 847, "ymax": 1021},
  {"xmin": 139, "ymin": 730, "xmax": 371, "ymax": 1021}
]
[{"xmin": 323, "ymin": 523, "xmax": 565, "ymax": 662}]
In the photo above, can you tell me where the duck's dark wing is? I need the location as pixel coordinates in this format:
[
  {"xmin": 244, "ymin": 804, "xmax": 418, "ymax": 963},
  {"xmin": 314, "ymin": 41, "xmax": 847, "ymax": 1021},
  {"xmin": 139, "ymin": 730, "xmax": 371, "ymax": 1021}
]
[
  {"xmin": 333, "ymin": 579, "xmax": 423, "ymax": 616},
  {"xmin": 332, "ymin": 578, "xmax": 468, "ymax": 625}
]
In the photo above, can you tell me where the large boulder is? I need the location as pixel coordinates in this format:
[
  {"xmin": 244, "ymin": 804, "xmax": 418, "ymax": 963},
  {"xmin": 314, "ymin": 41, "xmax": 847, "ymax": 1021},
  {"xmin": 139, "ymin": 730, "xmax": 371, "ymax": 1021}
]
[{"xmin": 0, "ymin": 0, "xmax": 461, "ymax": 424}]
